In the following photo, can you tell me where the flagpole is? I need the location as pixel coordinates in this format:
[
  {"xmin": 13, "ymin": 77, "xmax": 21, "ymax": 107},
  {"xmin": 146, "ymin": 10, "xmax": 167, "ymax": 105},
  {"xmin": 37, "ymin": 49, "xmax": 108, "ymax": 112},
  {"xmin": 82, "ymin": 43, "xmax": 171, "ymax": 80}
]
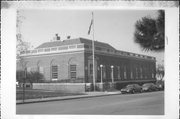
[{"xmin": 92, "ymin": 12, "xmax": 96, "ymax": 92}]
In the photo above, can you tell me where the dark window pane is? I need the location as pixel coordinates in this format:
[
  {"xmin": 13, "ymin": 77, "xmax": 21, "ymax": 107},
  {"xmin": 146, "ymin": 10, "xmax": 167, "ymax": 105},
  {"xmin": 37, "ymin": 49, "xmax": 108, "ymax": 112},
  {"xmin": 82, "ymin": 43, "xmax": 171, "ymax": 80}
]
[{"xmin": 52, "ymin": 65, "xmax": 58, "ymax": 79}]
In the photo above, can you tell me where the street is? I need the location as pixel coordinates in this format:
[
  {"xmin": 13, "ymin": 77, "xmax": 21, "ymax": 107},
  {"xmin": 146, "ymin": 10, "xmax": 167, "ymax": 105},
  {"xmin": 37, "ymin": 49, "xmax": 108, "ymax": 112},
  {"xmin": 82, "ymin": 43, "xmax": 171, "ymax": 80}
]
[{"xmin": 16, "ymin": 91, "xmax": 164, "ymax": 115}]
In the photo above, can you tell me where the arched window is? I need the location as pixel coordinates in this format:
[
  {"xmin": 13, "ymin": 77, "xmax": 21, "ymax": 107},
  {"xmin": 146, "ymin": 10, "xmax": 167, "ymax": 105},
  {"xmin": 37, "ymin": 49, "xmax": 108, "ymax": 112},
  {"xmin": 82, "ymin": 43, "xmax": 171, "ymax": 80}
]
[
  {"xmin": 68, "ymin": 57, "xmax": 78, "ymax": 79},
  {"xmin": 51, "ymin": 65, "xmax": 58, "ymax": 79},
  {"xmin": 50, "ymin": 59, "xmax": 59, "ymax": 80},
  {"xmin": 70, "ymin": 64, "xmax": 76, "ymax": 79},
  {"xmin": 37, "ymin": 60, "xmax": 44, "ymax": 74}
]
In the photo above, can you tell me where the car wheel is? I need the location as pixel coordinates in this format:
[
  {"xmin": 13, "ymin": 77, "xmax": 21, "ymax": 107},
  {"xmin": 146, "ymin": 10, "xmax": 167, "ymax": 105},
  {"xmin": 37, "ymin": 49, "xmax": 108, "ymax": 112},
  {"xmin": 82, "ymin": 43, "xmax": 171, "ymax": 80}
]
[
  {"xmin": 140, "ymin": 90, "xmax": 143, "ymax": 93},
  {"xmin": 132, "ymin": 90, "xmax": 135, "ymax": 94}
]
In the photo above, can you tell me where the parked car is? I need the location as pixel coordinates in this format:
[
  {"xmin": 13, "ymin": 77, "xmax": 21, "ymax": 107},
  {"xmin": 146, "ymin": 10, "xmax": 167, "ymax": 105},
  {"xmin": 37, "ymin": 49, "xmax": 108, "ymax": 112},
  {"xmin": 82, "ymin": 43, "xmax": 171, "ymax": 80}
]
[
  {"xmin": 121, "ymin": 84, "xmax": 142, "ymax": 94},
  {"xmin": 156, "ymin": 80, "xmax": 164, "ymax": 91},
  {"xmin": 142, "ymin": 83, "xmax": 159, "ymax": 92}
]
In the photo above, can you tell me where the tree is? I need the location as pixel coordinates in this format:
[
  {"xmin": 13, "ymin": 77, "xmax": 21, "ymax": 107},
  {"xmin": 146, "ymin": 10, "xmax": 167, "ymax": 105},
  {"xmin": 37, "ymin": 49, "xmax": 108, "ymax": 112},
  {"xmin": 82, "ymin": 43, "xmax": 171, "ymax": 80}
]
[
  {"xmin": 156, "ymin": 64, "xmax": 164, "ymax": 89},
  {"xmin": 156, "ymin": 64, "xmax": 164, "ymax": 81},
  {"xmin": 16, "ymin": 70, "xmax": 25, "ymax": 83},
  {"xmin": 16, "ymin": 70, "xmax": 44, "ymax": 84},
  {"xmin": 134, "ymin": 10, "xmax": 165, "ymax": 51},
  {"xmin": 26, "ymin": 71, "xmax": 44, "ymax": 84}
]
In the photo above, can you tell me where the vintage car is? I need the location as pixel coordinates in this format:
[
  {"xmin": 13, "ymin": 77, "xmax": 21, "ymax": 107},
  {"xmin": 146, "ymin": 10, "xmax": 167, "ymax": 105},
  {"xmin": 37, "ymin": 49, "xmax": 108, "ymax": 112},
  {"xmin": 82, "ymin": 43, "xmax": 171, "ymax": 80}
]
[
  {"xmin": 142, "ymin": 83, "xmax": 159, "ymax": 92},
  {"xmin": 121, "ymin": 84, "xmax": 142, "ymax": 94}
]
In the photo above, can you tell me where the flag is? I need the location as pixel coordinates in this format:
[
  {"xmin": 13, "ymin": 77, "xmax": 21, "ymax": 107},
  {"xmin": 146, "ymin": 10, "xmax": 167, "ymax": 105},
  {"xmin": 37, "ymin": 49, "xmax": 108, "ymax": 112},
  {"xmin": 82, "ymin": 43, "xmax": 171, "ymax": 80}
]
[{"xmin": 88, "ymin": 19, "xmax": 93, "ymax": 35}]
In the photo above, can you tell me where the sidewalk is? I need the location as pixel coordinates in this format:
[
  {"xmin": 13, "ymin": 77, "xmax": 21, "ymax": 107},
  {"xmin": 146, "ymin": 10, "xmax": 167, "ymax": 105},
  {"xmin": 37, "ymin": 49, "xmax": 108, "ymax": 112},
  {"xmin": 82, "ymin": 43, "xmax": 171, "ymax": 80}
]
[{"xmin": 16, "ymin": 91, "xmax": 121, "ymax": 104}]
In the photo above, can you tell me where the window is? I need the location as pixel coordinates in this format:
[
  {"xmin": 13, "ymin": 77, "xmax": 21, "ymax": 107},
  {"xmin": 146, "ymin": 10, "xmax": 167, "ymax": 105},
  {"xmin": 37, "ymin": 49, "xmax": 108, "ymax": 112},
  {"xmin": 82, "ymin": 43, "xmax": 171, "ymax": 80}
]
[
  {"xmin": 95, "ymin": 47, "xmax": 102, "ymax": 51},
  {"xmin": 39, "ymin": 67, "xmax": 44, "ymax": 74},
  {"xmin": 124, "ymin": 66, "xmax": 127, "ymax": 79},
  {"xmin": 144, "ymin": 67, "xmax": 147, "ymax": 79},
  {"xmin": 152, "ymin": 69, "xmax": 154, "ymax": 78},
  {"xmin": 27, "ymin": 67, "xmax": 31, "ymax": 72},
  {"xmin": 90, "ymin": 64, "xmax": 93, "ymax": 75},
  {"xmin": 70, "ymin": 65, "xmax": 76, "ymax": 79},
  {"xmin": 140, "ymin": 67, "xmax": 143, "ymax": 79},
  {"xmin": 130, "ymin": 70, "xmax": 133, "ymax": 79},
  {"xmin": 117, "ymin": 66, "xmax": 121, "ymax": 80},
  {"xmin": 135, "ymin": 67, "xmax": 138, "ymax": 79},
  {"xmin": 77, "ymin": 44, "xmax": 84, "ymax": 48},
  {"xmin": 51, "ymin": 65, "xmax": 58, "ymax": 79},
  {"xmin": 84, "ymin": 45, "xmax": 89, "ymax": 49},
  {"xmin": 103, "ymin": 66, "xmax": 106, "ymax": 79}
]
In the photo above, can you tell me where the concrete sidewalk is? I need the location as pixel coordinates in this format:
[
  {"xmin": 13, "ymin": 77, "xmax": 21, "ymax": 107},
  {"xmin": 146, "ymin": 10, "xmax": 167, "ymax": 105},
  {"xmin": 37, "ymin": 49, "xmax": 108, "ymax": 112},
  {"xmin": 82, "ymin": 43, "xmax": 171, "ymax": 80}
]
[{"xmin": 16, "ymin": 91, "xmax": 121, "ymax": 104}]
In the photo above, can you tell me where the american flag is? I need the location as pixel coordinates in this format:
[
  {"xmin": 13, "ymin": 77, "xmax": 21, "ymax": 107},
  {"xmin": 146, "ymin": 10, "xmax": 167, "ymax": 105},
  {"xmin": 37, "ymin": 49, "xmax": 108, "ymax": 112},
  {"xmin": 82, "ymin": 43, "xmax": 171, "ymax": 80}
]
[{"xmin": 88, "ymin": 18, "xmax": 93, "ymax": 35}]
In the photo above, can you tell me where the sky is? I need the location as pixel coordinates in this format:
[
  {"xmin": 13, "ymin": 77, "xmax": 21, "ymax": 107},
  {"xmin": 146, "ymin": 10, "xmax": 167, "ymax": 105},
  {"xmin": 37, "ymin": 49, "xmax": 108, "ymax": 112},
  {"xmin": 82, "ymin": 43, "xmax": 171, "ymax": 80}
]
[{"xmin": 18, "ymin": 9, "xmax": 164, "ymax": 65}]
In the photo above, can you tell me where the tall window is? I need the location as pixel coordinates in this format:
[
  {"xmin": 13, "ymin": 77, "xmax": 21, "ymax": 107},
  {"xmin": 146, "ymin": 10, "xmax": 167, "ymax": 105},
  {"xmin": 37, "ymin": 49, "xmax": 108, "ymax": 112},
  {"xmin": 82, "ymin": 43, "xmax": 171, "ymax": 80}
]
[
  {"xmin": 70, "ymin": 65, "xmax": 76, "ymax": 79},
  {"xmin": 135, "ymin": 67, "xmax": 138, "ymax": 79},
  {"xmin": 144, "ymin": 68, "xmax": 148, "ymax": 79},
  {"xmin": 130, "ymin": 70, "xmax": 133, "ymax": 79},
  {"xmin": 152, "ymin": 69, "xmax": 154, "ymax": 78},
  {"xmin": 124, "ymin": 66, "xmax": 127, "ymax": 79},
  {"xmin": 117, "ymin": 66, "xmax": 121, "ymax": 80},
  {"xmin": 52, "ymin": 65, "xmax": 58, "ymax": 79},
  {"xmin": 90, "ymin": 64, "xmax": 93, "ymax": 75},
  {"xmin": 103, "ymin": 66, "xmax": 106, "ymax": 79},
  {"xmin": 27, "ymin": 67, "xmax": 31, "ymax": 72},
  {"xmin": 38, "ymin": 66, "xmax": 44, "ymax": 74},
  {"xmin": 140, "ymin": 67, "xmax": 143, "ymax": 79}
]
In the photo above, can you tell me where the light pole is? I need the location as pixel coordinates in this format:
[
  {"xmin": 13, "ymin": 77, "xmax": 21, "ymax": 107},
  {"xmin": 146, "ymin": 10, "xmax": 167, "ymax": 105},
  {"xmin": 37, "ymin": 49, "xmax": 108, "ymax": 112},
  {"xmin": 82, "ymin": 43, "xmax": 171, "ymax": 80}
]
[
  {"xmin": 111, "ymin": 65, "xmax": 114, "ymax": 83},
  {"xmin": 100, "ymin": 64, "xmax": 103, "ymax": 91},
  {"xmin": 100, "ymin": 64, "xmax": 103, "ymax": 84}
]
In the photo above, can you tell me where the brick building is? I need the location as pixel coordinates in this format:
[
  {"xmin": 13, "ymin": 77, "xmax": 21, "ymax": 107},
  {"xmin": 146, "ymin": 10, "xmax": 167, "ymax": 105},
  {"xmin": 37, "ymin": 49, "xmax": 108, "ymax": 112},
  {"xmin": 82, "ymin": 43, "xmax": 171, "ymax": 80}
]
[{"xmin": 17, "ymin": 37, "xmax": 156, "ymax": 88}]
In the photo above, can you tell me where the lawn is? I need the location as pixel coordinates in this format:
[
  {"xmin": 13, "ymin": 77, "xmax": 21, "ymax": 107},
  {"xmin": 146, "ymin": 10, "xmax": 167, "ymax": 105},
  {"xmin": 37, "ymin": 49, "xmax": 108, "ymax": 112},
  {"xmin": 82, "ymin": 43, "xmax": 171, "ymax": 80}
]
[{"xmin": 16, "ymin": 87, "xmax": 85, "ymax": 100}]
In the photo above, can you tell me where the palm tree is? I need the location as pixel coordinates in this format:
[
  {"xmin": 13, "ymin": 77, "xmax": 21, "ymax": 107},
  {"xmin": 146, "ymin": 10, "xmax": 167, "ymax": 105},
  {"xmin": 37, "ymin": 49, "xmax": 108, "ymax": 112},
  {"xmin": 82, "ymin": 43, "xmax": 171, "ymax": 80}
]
[{"xmin": 134, "ymin": 10, "xmax": 165, "ymax": 51}]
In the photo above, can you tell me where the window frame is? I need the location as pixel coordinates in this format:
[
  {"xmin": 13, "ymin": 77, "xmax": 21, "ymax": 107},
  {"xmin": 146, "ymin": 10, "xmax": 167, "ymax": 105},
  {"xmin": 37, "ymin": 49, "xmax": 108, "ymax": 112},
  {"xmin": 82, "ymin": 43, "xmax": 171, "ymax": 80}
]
[
  {"xmin": 51, "ymin": 65, "xmax": 58, "ymax": 79},
  {"xmin": 70, "ymin": 64, "xmax": 77, "ymax": 79}
]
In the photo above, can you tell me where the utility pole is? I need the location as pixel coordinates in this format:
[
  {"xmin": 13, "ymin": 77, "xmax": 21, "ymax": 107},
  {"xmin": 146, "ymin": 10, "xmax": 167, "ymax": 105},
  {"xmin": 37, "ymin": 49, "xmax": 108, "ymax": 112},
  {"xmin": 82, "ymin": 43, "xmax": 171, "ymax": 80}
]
[
  {"xmin": 88, "ymin": 12, "xmax": 96, "ymax": 91},
  {"xmin": 92, "ymin": 12, "xmax": 96, "ymax": 92}
]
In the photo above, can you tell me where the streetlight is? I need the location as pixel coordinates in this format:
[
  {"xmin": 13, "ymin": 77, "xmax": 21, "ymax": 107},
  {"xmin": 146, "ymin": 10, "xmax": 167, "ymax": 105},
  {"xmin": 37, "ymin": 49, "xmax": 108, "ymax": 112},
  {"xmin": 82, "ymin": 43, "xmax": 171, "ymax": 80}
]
[
  {"xmin": 111, "ymin": 65, "xmax": 114, "ymax": 83},
  {"xmin": 100, "ymin": 64, "xmax": 104, "ymax": 91},
  {"xmin": 100, "ymin": 64, "xmax": 103, "ymax": 84}
]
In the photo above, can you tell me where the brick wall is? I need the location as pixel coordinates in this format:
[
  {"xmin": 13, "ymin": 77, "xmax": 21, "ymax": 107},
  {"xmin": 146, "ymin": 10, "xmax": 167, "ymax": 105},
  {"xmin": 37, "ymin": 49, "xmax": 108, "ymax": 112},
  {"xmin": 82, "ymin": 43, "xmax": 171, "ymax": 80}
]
[
  {"xmin": 17, "ymin": 51, "xmax": 85, "ymax": 81},
  {"xmin": 33, "ymin": 83, "xmax": 85, "ymax": 93},
  {"xmin": 84, "ymin": 51, "xmax": 156, "ymax": 83}
]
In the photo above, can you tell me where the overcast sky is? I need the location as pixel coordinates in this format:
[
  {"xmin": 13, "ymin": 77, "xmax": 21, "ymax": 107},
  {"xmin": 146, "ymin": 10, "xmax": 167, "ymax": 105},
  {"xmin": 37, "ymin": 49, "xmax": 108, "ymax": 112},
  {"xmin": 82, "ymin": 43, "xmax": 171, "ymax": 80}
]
[{"xmin": 18, "ymin": 9, "xmax": 164, "ymax": 65}]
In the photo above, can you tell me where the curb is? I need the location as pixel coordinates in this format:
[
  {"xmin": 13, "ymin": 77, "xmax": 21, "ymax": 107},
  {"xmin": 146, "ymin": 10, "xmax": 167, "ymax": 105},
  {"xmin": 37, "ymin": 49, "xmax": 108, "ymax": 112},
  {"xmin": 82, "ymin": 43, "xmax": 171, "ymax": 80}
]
[{"xmin": 16, "ymin": 93, "xmax": 121, "ymax": 104}]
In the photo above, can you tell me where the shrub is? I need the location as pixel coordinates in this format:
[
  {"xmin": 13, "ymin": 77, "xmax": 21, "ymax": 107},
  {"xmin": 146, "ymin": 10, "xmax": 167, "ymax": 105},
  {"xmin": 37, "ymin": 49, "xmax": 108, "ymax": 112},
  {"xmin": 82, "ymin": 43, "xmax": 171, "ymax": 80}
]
[{"xmin": 16, "ymin": 70, "xmax": 44, "ymax": 84}]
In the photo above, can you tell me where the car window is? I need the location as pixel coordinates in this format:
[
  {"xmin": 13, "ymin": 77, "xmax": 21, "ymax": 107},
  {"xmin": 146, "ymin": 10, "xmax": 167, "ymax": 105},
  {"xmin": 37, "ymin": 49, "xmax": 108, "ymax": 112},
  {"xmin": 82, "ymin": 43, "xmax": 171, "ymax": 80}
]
[
  {"xmin": 133, "ymin": 84, "xmax": 140, "ymax": 87},
  {"xmin": 143, "ymin": 83, "xmax": 152, "ymax": 86},
  {"xmin": 126, "ymin": 85, "xmax": 133, "ymax": 88}
]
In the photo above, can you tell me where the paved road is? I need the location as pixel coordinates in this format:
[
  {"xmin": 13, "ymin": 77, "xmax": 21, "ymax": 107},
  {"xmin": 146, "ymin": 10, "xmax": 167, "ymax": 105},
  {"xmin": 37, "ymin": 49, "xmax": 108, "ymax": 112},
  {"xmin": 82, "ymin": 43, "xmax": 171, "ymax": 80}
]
[{"xmin": 16, "ymin": 91, "xmax": 164, "ymax": 115}]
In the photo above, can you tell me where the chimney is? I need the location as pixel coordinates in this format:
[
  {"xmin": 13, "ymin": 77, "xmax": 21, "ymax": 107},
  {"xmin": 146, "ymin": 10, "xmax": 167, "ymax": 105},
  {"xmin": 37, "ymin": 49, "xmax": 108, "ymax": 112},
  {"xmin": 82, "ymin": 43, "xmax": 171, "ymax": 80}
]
[
  {"xmin": 67, "ymin": 35, "xmax": 71, "ymax": 39},
  {"xmin": 55, "ymin": 34, "xmax": 60, "ymax": 41}
]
